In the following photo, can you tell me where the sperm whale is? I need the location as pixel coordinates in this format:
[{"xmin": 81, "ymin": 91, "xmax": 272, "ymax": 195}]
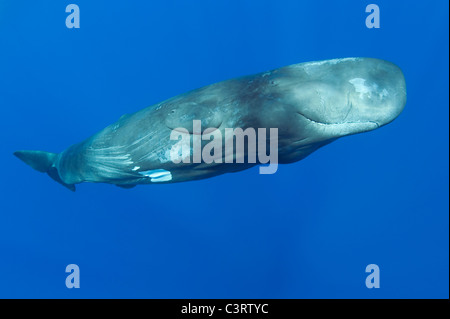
[{"xmin": 14, "ymin": 57, "xmax": 406, "ymax": 191}]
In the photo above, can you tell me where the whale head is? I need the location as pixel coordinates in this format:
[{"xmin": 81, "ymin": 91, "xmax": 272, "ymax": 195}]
[{"xmin": 273, "ymin": 57, "xmax": 406, "ymax": 162}]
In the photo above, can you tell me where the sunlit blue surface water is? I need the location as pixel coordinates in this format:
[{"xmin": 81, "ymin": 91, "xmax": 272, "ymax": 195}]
[{"xmin": 0, "ymin": 1, "xmax": 448, "ymax": 298}]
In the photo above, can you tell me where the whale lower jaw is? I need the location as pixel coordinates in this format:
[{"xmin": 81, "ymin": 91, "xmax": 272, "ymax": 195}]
[{"xmin": 296, "ymin": 111, "xmax": 380, "ymax": 138}]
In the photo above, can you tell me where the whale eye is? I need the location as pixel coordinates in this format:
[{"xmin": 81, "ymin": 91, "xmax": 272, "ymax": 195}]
[{"xmin": 170, "ymin": 110, "xmax": 176, "ymax": 114}]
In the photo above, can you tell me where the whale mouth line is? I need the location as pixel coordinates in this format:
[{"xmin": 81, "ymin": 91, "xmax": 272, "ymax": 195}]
[{"xmin": 295, "ymin": 111, "xmax": 380, "ymax": 128}]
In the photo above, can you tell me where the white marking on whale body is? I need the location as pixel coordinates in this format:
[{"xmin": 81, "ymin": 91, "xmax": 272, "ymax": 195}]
[
  {"xmin": 139, "ymin": 169, "xmax": 172, "ymax": 182},
  {"xmin": 166, "ymin": 136, "xmax": 191, "ymax": 163},
  {"xmin": 132, "ymin": 166, "xmax": 140, "ymax": 171},
  {"xmin": 307, "ymin": 57, "xmax": 360, "ymax": 67},
  {"xmin": 300, "ymin": 58, "xmax": 362, "ymax": 74},
  {"xmin": 380, "ymin": 88, "xmax": 389, "ymax": 99},
  {"xmin": 349, "ymin": 78, "xmax": 378, "ymax": 99}
]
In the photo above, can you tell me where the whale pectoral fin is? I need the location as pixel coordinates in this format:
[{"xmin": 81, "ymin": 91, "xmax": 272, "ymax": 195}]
[{"xmin": 116, "ymin": 184, "xmax": 136, "ymax": 189}]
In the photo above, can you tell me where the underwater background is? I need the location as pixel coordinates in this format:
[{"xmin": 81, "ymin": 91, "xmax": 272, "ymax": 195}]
[{"xmin": 0, "ymin": 0, "xmax": 448, "ymax": 298}]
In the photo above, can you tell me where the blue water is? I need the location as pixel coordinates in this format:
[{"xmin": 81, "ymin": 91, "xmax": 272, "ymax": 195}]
[{"xmin": 0, "ymin": 1, "xmax": 448, "ymax": 298}]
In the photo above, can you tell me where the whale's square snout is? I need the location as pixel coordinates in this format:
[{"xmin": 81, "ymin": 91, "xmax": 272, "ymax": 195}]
[{"xmin": 283, "ymin": 58, "xmax": 407, "ymax": 138}]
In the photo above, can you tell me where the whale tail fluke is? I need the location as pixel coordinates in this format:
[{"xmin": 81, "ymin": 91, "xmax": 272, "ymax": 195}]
[{"xmin": 13, "ymin": 150, "xmax": 76, "ymax": 192}]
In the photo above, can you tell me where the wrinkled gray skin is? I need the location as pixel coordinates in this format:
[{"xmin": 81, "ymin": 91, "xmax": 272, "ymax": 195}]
[{"xmin": 15, "ymin": 58, "xmax": 406, "ymax": 191}]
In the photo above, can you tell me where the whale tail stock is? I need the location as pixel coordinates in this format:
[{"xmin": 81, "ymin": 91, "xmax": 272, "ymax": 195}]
[{"xmin": 13, "ymin": 150, "xmax": 76, "ymax": 192}]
